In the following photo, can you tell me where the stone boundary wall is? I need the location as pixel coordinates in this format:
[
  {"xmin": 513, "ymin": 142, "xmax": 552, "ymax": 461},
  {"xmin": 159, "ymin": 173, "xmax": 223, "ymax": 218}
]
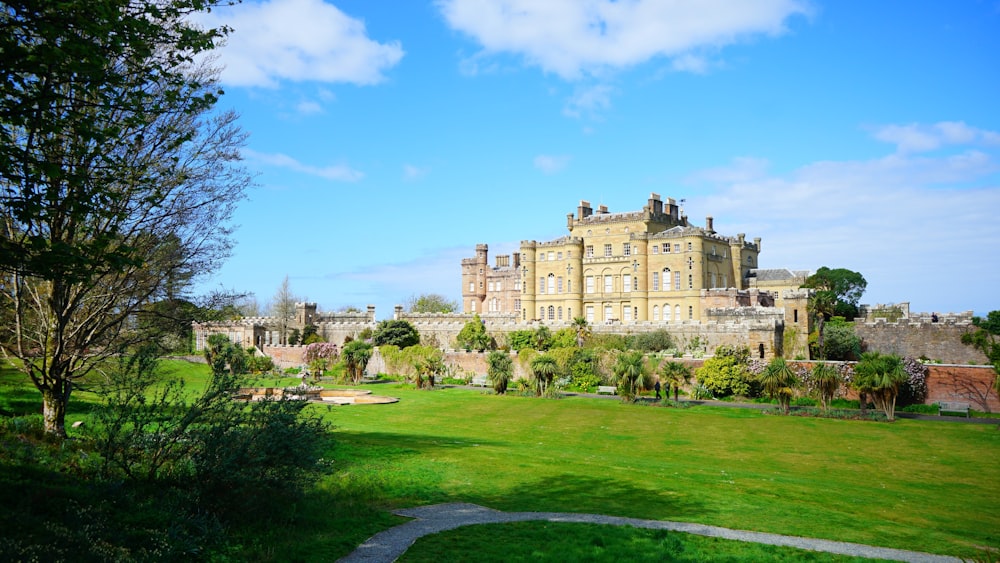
[
  {"xmin": 261, "ymin": 344, "xmax": 309, "ymax": 369},
  {"xmin": 854, "ymin": 319, "xmax": 986, "ymax": 365}
]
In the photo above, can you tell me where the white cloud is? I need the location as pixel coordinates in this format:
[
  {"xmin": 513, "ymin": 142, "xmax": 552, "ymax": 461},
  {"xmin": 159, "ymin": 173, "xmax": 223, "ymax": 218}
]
[
  {"xmin": 436, "ymin": 0, "xmax": 810, "ymax": 80},
  {"xmin": 534, "ymin": 154, "xmax": 572, "ymax": 174},
  {"xmin": 686, "ymin": 127, "xmax": 1000, "ymax": 314},
  {"xmin": 296, "ymin": 100, "xmax": 324, "ymax": 115},
  {"xmin": 670, "ymin": 53, "xmax": 711, "ymax": 74},
  {"xmin": 403, "ymin": 164, "xmax": 430, "ymax": 181},
  {"xmin": 244, "ymin": 148, "xmax": 364, "ymax": 182},
  {"xmin": 196, "ymin": 0, "xmax": 404, "ymax": 88},
  {"xmin": 563, "ymin": 84, "xmax": 614, "ymax": 118},
  {"xmin": 871, "ymin": 121, "xmax": 1000, "ymax": 154}
]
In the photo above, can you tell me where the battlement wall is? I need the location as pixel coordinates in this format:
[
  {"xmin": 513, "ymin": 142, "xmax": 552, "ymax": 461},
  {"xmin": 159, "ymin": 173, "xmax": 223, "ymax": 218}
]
[{"xmin": 854, "ymin": 320, "xmax": 986, "ymax": 365}]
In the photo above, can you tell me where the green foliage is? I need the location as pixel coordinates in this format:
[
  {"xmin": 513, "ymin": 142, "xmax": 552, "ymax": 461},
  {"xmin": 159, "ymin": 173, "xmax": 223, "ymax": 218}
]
[
  {"xmin": 486, "ymin": 351, "xmax": 513, "ymax": 395},
  {"xmin": 962, "ymin": 311, "xmax": 1000, "ymax": 394},
  {"xmin": 853, "ymin": 351, "xmax": 908, "ymax": 421},
  {"xmin": 626, "ymin": 329, "xmax": 674, "ymax": 352},
  {"xmin": 529, "ymin": 354, "xmax": 559, "ymax": 397},
  {"xmin": 411, "ymin": 346, "xmax": 444, "ymax": 389},
  {"xmin": 406, "ymin": 293, "xmax": 459, "ymax": 313},
  {"xmin": 695, "ymin": 346, "xmax": 756, "ymax": 398},
  {"xmin": 456, "ymin": 314, "xmax": 491, "ymax": 351},
  {"xmin": 288, "ymin": 328, "xmax": 302, "ymax": 346},
  {"xmin": 372, "ymin": 320, "xmax": 421, "ymax": 348},
  {"xmin": 550, "ymin": 328, "xmax": 578, "ymax": 349},
  {"xmin": 659, "ymin": 361, "xmax": 693, "ymax": 402},
  {"xmin": 588, "ymin": 333, "xmax": 628, "ymax": 351},
  {"xmin": 810, "ymin": 363, "xmax": 842, "ymax": 411},
  {"xmin": 507, "ymin": 330, "xmax": 537, "ymax": 351},
  {"xmin": 809, "ymin": 319, "xmax": 862, "ymax": 361},
  {"xmin": 802, "ymin": 267, "xmax": 868, "ymax": 320},
  {"xmin": 534, "ymin": 325, "xmax": 553, "ymax": 351},
  {"xmin": 203, "ymin": 334, "xmax": 249, "ymax": 376},
  {"xmin": 302, "ymin": 325, "xmax": 324, "ymax": 345},
  {"xmin": 611, "ymin": 350, "xmax": 646, "ymax": 401},
  {"xmin": 758, "ymin": 358, "xmax": 798, "ymax": 414},
  {"xmin": 342, "ymin": 340, "xmax": 374, "ymax": 384}
]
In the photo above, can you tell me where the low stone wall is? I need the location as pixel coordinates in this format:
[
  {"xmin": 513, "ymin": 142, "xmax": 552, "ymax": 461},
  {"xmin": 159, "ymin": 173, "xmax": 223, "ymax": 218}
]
[
  {"xmin": 855, "ymin": 320, "xmax": 986, "ymax": 365},
  {"xmin": 262, "ymin": 344, "xmax": 308, "ymax": 368}
]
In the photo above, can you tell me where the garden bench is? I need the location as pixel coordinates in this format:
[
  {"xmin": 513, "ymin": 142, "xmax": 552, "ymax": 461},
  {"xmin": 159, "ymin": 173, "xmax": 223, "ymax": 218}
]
[
  {"xmin": 597, "ymin": 385, "xmax": 617, "ymax": 395},
  {"xmin": 361, "ymin": 373, "xmax": 378, "ymax": 383},
  {"xmin": 470, "ymin": 375, "xmax": 489, "ymax": 387},
  {"xmin": 938, "ymin": 401, "xmax": 970, "ymax": 417}
]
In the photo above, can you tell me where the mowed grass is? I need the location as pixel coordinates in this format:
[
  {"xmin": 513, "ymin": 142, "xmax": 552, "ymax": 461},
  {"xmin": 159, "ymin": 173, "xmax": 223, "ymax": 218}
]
[{"xmin": 319, "ymin": 384, "xmax": 999, "ymax": 560}]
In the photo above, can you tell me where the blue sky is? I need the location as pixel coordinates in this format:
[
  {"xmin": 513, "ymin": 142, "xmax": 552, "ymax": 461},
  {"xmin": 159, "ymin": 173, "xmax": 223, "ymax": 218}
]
[{"xmin": 192, "ymin": 0, "xmax": 1000, "ymax": 319}]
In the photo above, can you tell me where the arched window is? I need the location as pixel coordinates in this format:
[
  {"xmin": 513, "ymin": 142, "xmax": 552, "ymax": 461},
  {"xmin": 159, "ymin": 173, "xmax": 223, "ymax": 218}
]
[
  {"xmin": 664, "ymin": 304, "xmax": 672, "ymax": 322},
  {"xmin": 557, "ymin": 306, "xmax": 563, "ymax": 320},
  {"xmin": 547, "ymin": 273, "xmax": 555, "ymax": 294},
  {"xmin": 675, "ymin": 305, "xmax": 681, "ymax": 320},
  {"xmin": 539, "ymin": 306, "xmax": 544, "ymax": 320},
  {"xmin": 653, "ymin": 305, "xmax": 660, "ymax": 321},
  {"xmin": 663, "ymin": 268, "xmax": 671, "ymax": 291},
  {"xmin": 548, "ymin": 306, "xmax": 555, "ymax": 320}
]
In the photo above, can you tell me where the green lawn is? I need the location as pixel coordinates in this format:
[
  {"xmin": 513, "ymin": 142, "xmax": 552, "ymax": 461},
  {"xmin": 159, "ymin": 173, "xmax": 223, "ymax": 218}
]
[
  {"xmin": 315, "ymin": 384, "xmax": 999, "ymax": 560},
  {"xmin": 2, "ymin": 362, "xmax": 998, "ymax": 561}
]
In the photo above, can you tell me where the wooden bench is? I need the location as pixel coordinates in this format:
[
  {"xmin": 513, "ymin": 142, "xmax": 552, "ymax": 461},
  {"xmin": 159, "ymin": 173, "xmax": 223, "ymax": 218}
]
[
  {"xmin": 361, "ymin": 372, "xmax": 378, "ymax": 383},
  {"xmin": 597, "ymin": 385, "xmax": 617, "ymax": 395},
  {"xmin": 470, "ymin": 375, "xmax": 489, "ymax": 387},
  {"xmin": 938, "ymin": 401, "xmax": 970, "ymax": 417}
]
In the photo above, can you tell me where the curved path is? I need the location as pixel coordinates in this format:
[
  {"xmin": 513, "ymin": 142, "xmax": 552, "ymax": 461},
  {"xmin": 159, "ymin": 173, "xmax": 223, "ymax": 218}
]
[{"xmin": 339, "ymin": 502, "xmax": 961, "ymax": 563}]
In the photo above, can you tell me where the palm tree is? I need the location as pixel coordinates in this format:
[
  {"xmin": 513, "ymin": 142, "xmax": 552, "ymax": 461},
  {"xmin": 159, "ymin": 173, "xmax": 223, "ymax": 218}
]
[
  {"xmin": 853, "ymin": 351, "xmax": 907, "ymax": 421},
  {"xmin": 486, "ymin": 350, "xmax": 513, "ymax": 395},
  {"xmin": 808, "ymin": 291, "xmax": 837, "ymax": 360},
  {"xmin": 342, "ymin": 340, "xmax": 373, "ymax": 385},
  {"xmin": 529, "ymin": 354, "xmax": 558, "ymax": 397},
  {"xmin": 759, "ymin": 358, "xmax": 798, "ymax": 414},
  {"xmin": 812, "ymin": 363, "xmax": 841, "ymax": 412},
  {"xmin": 659, "ymin": 361, "xmax": 692, "ymax": 402},
  {"xmin": 572, "ymin": 316, "xmax": 591, "ymax": 347},
  {"xmin": 612, "ymin": 351, "xmax": 645, "ymax": 401}
]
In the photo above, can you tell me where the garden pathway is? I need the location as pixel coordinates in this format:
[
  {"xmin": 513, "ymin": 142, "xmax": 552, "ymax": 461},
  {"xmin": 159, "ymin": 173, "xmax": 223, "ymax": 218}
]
[{"xmin": 339, "ymin": 502, "xmax": 962, "ymax": 562}]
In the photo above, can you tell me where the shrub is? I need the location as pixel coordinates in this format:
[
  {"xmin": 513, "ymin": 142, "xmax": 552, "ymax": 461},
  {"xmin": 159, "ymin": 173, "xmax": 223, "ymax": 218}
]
[
  {"xmin": 695, "ymin": 346, "xmax": 756, "ymax": 398},
  {"xmin": 901, "ymin": 403, "xmax": 939, "ymax": 414},
  {"xmin": 550, "ymin": 328, "xmax": 577, "ymax": 349},
  {"xmin": 507, "ymin": 330, "xmax": 537, "ymax": 351},
  {"xmin": 456, "ymin": 314, "xmax": 490, "ymax": 351},
  {"xmin": 626, "ymin": 330, "xmax": 673, "ymax": 352},
  {"xmin": 371, "ymin": 320, "xmax": 420, "ymax": 348},
  {"xmin": 897, "ymin": 357, "xmax": 928, "ymax": 406}
]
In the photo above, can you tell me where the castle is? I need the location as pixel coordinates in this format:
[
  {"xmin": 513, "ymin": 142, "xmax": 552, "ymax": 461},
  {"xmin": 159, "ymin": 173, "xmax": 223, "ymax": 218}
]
[{"xmin": 461, "ymin": 193, "xmax": 813, "ymax": 358}]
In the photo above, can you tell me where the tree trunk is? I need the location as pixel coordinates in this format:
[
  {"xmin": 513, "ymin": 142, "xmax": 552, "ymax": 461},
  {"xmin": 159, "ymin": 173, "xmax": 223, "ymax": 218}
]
[{"xmin": 42, "ymin": 381, "xmax": 72, "ymax": 438}]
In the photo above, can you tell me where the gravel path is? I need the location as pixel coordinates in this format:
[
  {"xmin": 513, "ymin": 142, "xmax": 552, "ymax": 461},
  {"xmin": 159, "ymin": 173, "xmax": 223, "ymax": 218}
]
[{"xmin": 338, "ymin": 502, "xmax": 961, "ymax": 562}]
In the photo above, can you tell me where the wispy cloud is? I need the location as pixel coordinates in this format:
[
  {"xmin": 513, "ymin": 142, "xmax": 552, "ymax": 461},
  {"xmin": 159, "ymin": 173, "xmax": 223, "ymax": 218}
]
[
  {"xmin": 563, "ymin": 84, "xmax": 614, "ymax": 119},
  {"xmin": 685, "ymin": 122, "xmax": 999, "ymax": 312},
  {"xmin": 436, "ymin": 0, "xmax": 810, "ymax": 80},
  {"xmin": 244, "ymin": 148, "xmax": 364, "ymax": 182},
  {"xmin": 534, "ymin": 154, "xmax": 572, "ymax": 174},
  {"xmin": 403, "ymin": 164, "xmax": 430, "ymax": 181},
  {"xmin": 196, "ymin": 0, "xmax": 404, "ymax": 88},
  {"xmin": 870, "ymin": 121, "xmax": 1000, "ymax": 154}
]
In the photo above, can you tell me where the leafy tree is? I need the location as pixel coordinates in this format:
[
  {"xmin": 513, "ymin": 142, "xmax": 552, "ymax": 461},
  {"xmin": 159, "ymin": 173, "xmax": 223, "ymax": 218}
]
[
  {"xmin": 853, "ymin": 351, "xmax": 908, "ymax": 421},
  {"xmin": 529, "ymin": 354, "xmax": 558, "ymax": 397},
  {"xmin": 809, "ymin": 318, "xmax": 862, "ymax": 361},
  {"xmin": 612, "ymin": 351, "xmax": 646, "ymax": 401},
  {"xmin": 550, "ymin": 328, "xmax": 578, "ymax": 349},
  {"xmin": 486, "ymin": 350, "xmax": 513, "ymax": 395},
  {"xmin": 372, "ymin": 319, "xmax": 420, "ymax": 348},
  {"xmin": 802, "ymin": 267, "xmax": 867, "ymax": 320},
  {"xmin": 807, "ymin": 291, "xmax": 837, "ymax": 360},
  {"xmin": 534, "ymin": 325, "xmax": 553, "ymax": 351},
  {"xmin": 203, "ymin": 334, "xmax": 248, "ymax": 377},
  {"xmin": 287, "ymin": 328, "xmax": 301, "ymax": 346},
  {"xmin": 411, "ymin": 346, "xmax": 444, "ymax": 389},
  {"xmin": 961, "ymin": 311, "xmax": 1000, "ymax": 395},
  {"xmin": 0, "ymin": 0, "xmax": 250, "ymax": 437},
  {"xmin": 811, "ymin": 363, "xmax": 841, "ymax": 412},
  {"xmin": 456, "ymin": 314, "xmax": 490, "ymax": 351},
  {"xmin": 758, "ymin": 358, "xmax": 798, "ymax": 414},
  {"xmin": 626, "ymin": 330, "xmax": 674, "ymax": 352},
  {"xmin": 507, "ymin": 330, "xmax": 537, "ymax": 351},
  {"xmin": 341, "ymin": 340, "xmax": 373, "ymax": 385},
  {"xmin": 406, "ymin": 293, "xmax": 459, "ymax": 313},
  {"xmin": 659, "ymin": 361, "xmax": 693, "ymax": 402},
  {"xmin": 695, "ymin": 346, "xmax": 755, "ymax": 398}
]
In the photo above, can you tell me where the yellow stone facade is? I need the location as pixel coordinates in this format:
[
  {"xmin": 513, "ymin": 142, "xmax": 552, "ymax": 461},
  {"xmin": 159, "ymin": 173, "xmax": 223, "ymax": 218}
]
[{"xmin": 463, "ymin": 194, "xmax": 761, "ymax": 325}]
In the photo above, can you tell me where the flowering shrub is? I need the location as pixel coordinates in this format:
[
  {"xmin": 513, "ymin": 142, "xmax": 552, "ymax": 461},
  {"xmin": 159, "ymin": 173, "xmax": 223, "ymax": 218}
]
[
  {"xmin": 897, "ymin": 356, "xmax": 928, "ymax": 406},
  {"xmin": 303, "ymin": 342, "xmax": 338, "ymax": 364}
]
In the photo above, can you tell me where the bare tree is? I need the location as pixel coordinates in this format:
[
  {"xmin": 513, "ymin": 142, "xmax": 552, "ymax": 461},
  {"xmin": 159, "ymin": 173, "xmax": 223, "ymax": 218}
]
[
  {"xmin": 0, "ymin": 0, "xmax": 251, "ymax": 437},
  {"xmin": 268, "ymin": 276, "xmax": 301, "ymax": 345}
]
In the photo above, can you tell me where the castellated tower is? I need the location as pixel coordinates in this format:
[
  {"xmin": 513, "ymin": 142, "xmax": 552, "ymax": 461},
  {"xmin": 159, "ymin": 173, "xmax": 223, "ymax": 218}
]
[{"xmin": 461, "ymin": 244, "xmax": 489, "ymax": 314}]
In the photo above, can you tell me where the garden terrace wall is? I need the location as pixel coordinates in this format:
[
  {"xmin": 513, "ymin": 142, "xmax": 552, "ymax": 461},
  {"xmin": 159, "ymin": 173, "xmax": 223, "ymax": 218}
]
[{"xmin": 854, "ymin": 319, "xmax": 987, "ymax": 365}]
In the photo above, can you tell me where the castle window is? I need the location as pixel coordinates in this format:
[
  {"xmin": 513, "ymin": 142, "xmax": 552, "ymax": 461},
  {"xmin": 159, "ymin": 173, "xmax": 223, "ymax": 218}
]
[
  {"xmin": 665, "ymin": 304, "xmax": 672, "ymax": 322},
  {"xmin": 623, "ymin": 243, "xmax": 631, "ymax": 257},
  {"xmin": 652, "ymin": 271, "xmax": 659, "ymax": 291},
  {"xmin": 687, "ymin": 242, "xmax": 692, "ymax": 251},
  {"xmin": 674, "ymin": 244, "xmax": 680, "ymax": 253},
  {"xmin": 623, "ymin": 305, "xmax": 632, "ymax": 322},
  {"xmin": 664, "ymin": 244, "xmax": 670, "ymax": 253},
  {"xmin": 709, "ymin": 273, "xmax": 715, "ymax": 288},
  {"xmin": 557, "ymin": 252, "xmax": 563, "ymax": 260},
  {"xmin": 586, "ymin": 305, "xmax": 594, "ymax": 323},
  {"xmin": 721, "ymin": 274, "xmax": 728, "ymax": 288},
  {"xmin": 488, "ymin": 281, "xmax": 494, "ymax": 292},
  {"xmin": 539, "ymin": 277, "xmax": 545, "ymax": 293},
  {"xmin": 688, "ymin": 275, "xmax": 693, "ymax": 289},
  {"xmin": 540, "ymin": 306, "xmax": 544, "ymax": 319},
  {"xmin": 557, "ymin": 276, "xmax": 563, "ymax": 293},
  {"xmin": 557, "ymin": 306, "xmax": 563, "ymax": 320},
  {"xmin": 688, "ymin": 306, "xmax": 694, "ymax": 320},
  {"xmin": 663, "ymin": 268, "xmax": 671, "ymax": 291},
  {"xmin": 585, "ymin": 245, "xmax": 594, "ymax": 258},
  {"xmin": 497, "ymin": 280, "xmax": 503, "ymax": 290},
  {"xmin": 515, "ymin": 299, "xmax": 521, "ymax": 311},
  {"xmin": 604, "ymin": 304, "xmax": 613, "ymax": 321},
  {"xmin": 586, "ymin": 276, "xmax": 595, "ymax": 293},
  {"xmin": 653, "ymin": 305, "xmax": 660, "ymax": 321},
  {"xmin": 568, "ymin": 279, "xmax": 572, "ymax": 292},
  {"xmin": 539, "ymin": 252, "xmax": 546, "ymax": 261},
  {"xmin": 688, "ymin": 257, "xmax": 694, "ymax": 270},
  {"xmin": 515, "ymin": 279, "xmax": 521, "ymax": 291},
  {"xmin": 794, "ymin": 309, "xmax": 799, "ymax": 323},
  {"xmin": 469, "ymin": 282, "xmax": 474, "ymax": 292},
  {"xmin": 604, "ymin": 244, "xmax": 612, "ymax": 257},
  {"xmin": 548, "ymin": 306, "xmax": 555, "ymax": 320},
  {"xmin": 652, "ymin": 246, "xmax": 659, "ymax": 255},
  {"xmin": 623, "ymin": 274, "xmax": 632, "ymax": 293},
  {"xmin": 604, "ymin": 275, "xmax": 613, "ymax": 293},
  {"xmin": 548, "ymin": 251, "xmax": 555, "ymax": 261},
  {"xmin": 675, "ymin": 274, "xmax": 681, "ymax": 290},
  {"xmin": 547, "ymin": 274, "xmax": 555, "ymax": 294},
  {"xmin": 471, "ymin": 301, "xmax": 476, "ymax": 312}
]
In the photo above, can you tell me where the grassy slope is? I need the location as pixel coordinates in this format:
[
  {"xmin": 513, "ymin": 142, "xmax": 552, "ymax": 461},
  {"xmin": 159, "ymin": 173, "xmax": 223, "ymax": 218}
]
[{"xmin": 320, "ymin": 385, "xmax": 999, "ymax": 559}]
